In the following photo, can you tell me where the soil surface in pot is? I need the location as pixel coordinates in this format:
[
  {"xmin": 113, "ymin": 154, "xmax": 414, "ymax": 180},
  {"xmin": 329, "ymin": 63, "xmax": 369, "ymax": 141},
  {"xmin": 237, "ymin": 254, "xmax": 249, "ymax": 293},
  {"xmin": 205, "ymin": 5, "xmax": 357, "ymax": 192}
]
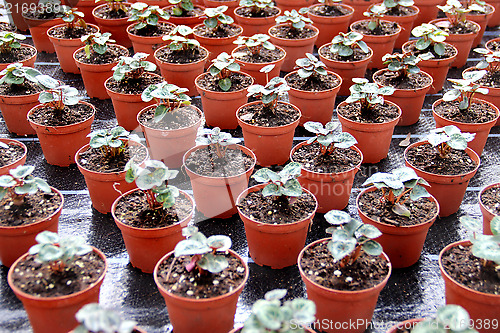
[
  {"xmin": 300, "ymin": 241, "xmax": 390, "ymax": 291},
  {"xmin": 310, "ymin": 4, "xmax": 352, "ymax": 16},
  {"xmin": 74, "ymin": 45, "xmax": 128, "ymax": 65},
  {"xmin": 405, "ymin": 142, "xmax": 477, "ymax": 175},
  {"xmin": 23, "ymin": 10, "xmax": 63, "ymax": 20},
  {"xmin": 166, "ymin": 6, "xmax": 204, "ymax": 18},
  {"xmin": 441, "ymin": 243, "xmax": 500, "ymax": 294},
  {"xmin": 269, "ymin": 25, "xmax": 316, "ymax": 39},
  {"xmin": 0, "ymin": 190, "xmax": 62, "ymax": 227},
  {"xmin": 184, "ymin": 146, "xmax": 254, "ymax": 177},
  {"xmin": 404, "ymin": 41, "xmax": 456, "ymax": 59},
  {"xmin": 93, "ymin": 5, "xmax": 129, "ymax": 19},
  {"xmin": 0, "ymin": 80, "xmax": 43, "ymax": 96},
  {"xmin": 237, "ymin": 102, "xmax": 300, "ymax": 127},
  {"xmin": 0, "ymin": 45, "xmax": 36, "ymax": 64},
  {"xmin": 106, "ymin": 73, "xmax": 163, "ymax": 95},
  {"xmin": 10, "ymin": 252, "xmax": 106, "ymax": 297},
  {"xmin": 235, "ymin": 7, "xmax": 279, "ymax": 18},
  {"xmin": 337, "ymin": 102, "xmax": 399, "ymax": 123},
  {"xmin": 373, "ymin": 71, "xmax": 431, "ymax": 90},
  {"xmin": 434, "ymin": 21, "xmax": 478, "ymax": 34},
  {"xmin": 358, "ymin": 189, "xmax": 438, "ymax": 227},
  {"xmin": 237, "ymin": 188, "xmax": 316, "ymax": 224},
  {"xmin": 28, "ymin": 103, "xmax": 94, "ymax": 127},
  {"xmin": 0, "ymin": 143, "xmax": 24, "ymax": 167},
  {"xmin": 488, "ymin": 41, "xmax": 500, "ymax": 51},
  {"xmin": 194, "ymin": 24, "xmax": 242, "ymax": 38},
  {"xmin": 481, "ymin": 186, "xmax": 500, "ymax": 215},
  {"xmin": 155, "ymin": 45, "xmax": 208, "ymax": 64},
  {"xmin": 138, "ymin": 105, "xmax": 201, "ymax": 130},
  {"xmin": 434, "ymin": 100, "xmax": 497, "ymax": 124},
  {"xmin": 128, "ymin": 22, "xmax": 174, "ymax": 37},
  {"xmin": 48, "ymin": 25, "xmax": 98, "ymax": 39},
  {"xmin": 385, "ymin": 6, "xmax": 417, "ymax": 16},
  {"xmin": 114, "ymin": 190, "xmax": 193, "ymax": 228},
  {"xmin": 156, "ymin": 252, "xmax": 246, "ymax": 298},
  {"xmin": 232, "ymin": 47, "xmax": 284, "ymax": 63},
  {"xmin": 286, "ymin": 72, "xmax": 340, "ymax": 91},
  {"xmin": 352, "ymin": 21, "xmax": 400, "ymax": 36},
  {"xmin": 196, "ymin": 72, "xmax": 252, "ymax": 92},
  {"xmin": 77, "ymin": 144, "xmax": 148, "ymax": 173},
  {"xmin": 291, "ymin": 142, "xmax": 361, "ymax": 173},
  {"xmin": 477, "ymin": 71, "xmax": 500, "ymax": 88},
  {"xmin": 319, "ymin": 46, "xmax": 371, "ymax": 62}
]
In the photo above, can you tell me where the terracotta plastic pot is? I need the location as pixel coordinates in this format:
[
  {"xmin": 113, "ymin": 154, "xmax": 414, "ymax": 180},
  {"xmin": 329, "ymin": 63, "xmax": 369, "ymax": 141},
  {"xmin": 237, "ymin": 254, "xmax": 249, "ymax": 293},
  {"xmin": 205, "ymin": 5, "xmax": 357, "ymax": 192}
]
[
  {"xmin": 22, "ymin": 15, "xmax": 63, "ymax": 53},
  {"xmin": 73, "ymin": 0, "xmax": 99, "ymax": 25},
  {"xmin": 485, "ymin": 36, "xmax": 500, "ymax": 52},
  {"xmin": 162, "ymin": 5, "xmax": 206, "ymax": 28},
  {"xmin": 0, "ymin": 187, "xmax": 63, "ymax": 267},
  {"xmin": 402, "ymin": 40, "xmax": 457, "ymax": 95},
  {"xmin": 350, "ymin": 20, "xmax": 401, "ymax": 70},
  {"xmin": 486, "ymin": 0, "xmax": 500, "ymax": 26},
  {"xmin": 0, "ymin": 44, "xmax": 37, "ymax": 72},
  {"xmin": 307, "ymin": 4, "xmax": 354, "ymax": 49},
  {"xmin": 479, "ymin": 183, "xmax": 499, "ymax": 235},
  {"xmin": 374, "ymin": 5, "xmax": 419, "ymax": 49},
  {"xmin": 203, "ymin": 0, "xmax": 238, "ymax": 19},
  {"xmin": 432, "ymin": 98, "xmax": 499, "ymax": 156},
  {"xmin": 236, "ymin": 101, "xmax": 301, "ymax": 167},
  {"xmin": 298, "ymin": 238, "xmax": 392, "ymax": 333},
  {"xmin": 337, "ymin": 100, "xmax": 401, "ymax": 164},
  {"xmin": 234, "ymin": 6, "xmax": 281, "ymax": 36},
  {"xmin": 268, "ymin": 23, "xmax": 319, "ymax": 72},
  {"xmin": 153, "ymin": 249, "xmax": 248, "ymax": 333},
  {"xmin": 0, "ymin": 90, "xmax": 40, "ymax": 136},
  {"xmin": 74, "ymin": 45, "xmax": 129, "ymax": 100},
  {"xmin": 4, "ymin": 0, "xmax": 37, "ymax": 31},
  {"xmin": 290, "ymin": 142, "xmax": 362, "ymax": 214},
  {"xmin": 92, "ymin": 3, "xmax": 132, "ymax": 48},
  {"xmin": 373, "ymin": 69, "xmax": 432, "ymax": 126},
  {"xmin": 7, "ymin": 246, "xmax": 107, "ymax": 333},
  {"xmin": 413, "ymin": 0, "xmax": 445, "ymax": 26},
  {"xmin": 126, "ymin": 22, "xmax": 175, "ymax": 63},
  {"xmin": 231, "ymin": 45, "xmax": 286, "ymax": 86},
  {"xmin": 318, "ymin": 43, "xmax": 373, "ymax": 96},
  {"xmin": 193, "ymin": 23, "xmax": 243, "ymax": 67},
  {"xmin": 0, "ymin": 138, "xmax": 27, "ymax": 176},
  {"xmin": 467, "ymin": 4, "xmax": 495, "ymax": 48},
  {"xmin": 439, "ymin": 240, "xmax": 500, "ymax": 333},
  {"xmin": 343, "ymin": 0, "xmax": 378, "ymax": 23},
  {"xmin": 357, "ymin": 187, "xmax": 440, "ymax": 268},
  {"xmin": 154, "ymin": 44, "xmax": 209, "ymax": 96},
  {"xmin": 237, "ymin": 184, "xmax": 318, "ymax": 269},
  {"xmin": 195, "ymin": 72, "xmax": 252, "ymax": 129},
  {"xmin": 75, "ymin": 140, "xmax": 148, "ymax": 214},
  {"xmin": 404, "ymin": 141, "xmax": 480, "ymax": 217},
  {"xmin": 385, "ymin": 318, "xmax": 424, "ymax": 333},
  {"xmin": 111, "ymin": 188, "xmax": 194, "ymax": 273},
  {"xmin": 138, "ymin": 104, "xmax": 203, "ymax": 168}
]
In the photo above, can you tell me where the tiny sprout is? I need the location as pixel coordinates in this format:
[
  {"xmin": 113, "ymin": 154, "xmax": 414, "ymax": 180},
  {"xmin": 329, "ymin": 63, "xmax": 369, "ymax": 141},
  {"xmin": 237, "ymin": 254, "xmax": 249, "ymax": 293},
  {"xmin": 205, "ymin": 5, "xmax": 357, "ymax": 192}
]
[
  {"xmin": 169, "ymin": 0, "xmax": 194, "ymax": 16},
  {"xmin": 426, "ymin": 125, "xmax": 475, "ymax": 158},
  {"xmin": 74, "ymin": 303, "xmax": 137, "ymax": 333},
  {"xmin": 87, "ymin": 126, "xmax": 141, "ymax": 158},
  {"xmin": 345, "ymin": 78, "xmax": 395, "ymax": 117},
  {"xmin": 112, "ymin": 52, "xmax": 156, "ymax": 81},
  {"xmin": 208, "ymin": 52, "xmax": 241, "ymax": 91},
  {"xmin": 411, "ymin": 23, "xmax": 449, "ymax": 56},
  {"xmin": 329, "ymin": 31, "xmax": 370, "ymax": 57},
  {"xmin": 196, "ymin": 127, "xmax": 241, "ymax": 159},
  {"xmin": 204, "ymin": 6, "xmax": 234, "ymax": 30},
  {"xmin": 162, "ymin": 25, "xmax": 200, "ymax": 54},
  {"xmin": 304, "ymin": 121, "xmax": 357, "ymax": 156},
  {"xmin": 443, "ymin": 70, "xmax": 488, "ymax": 111},
  {"xmin": 141, "ymin": 82, "xmax": 191, "ymax": 122},
  {"xmin": 294, "ymin": 53, "xmax": 327, "ymax": 79},
  {"xmin": 81, "ymin": 32, "xmax": 115, "ymax": 59},
  {"xmin": 233, "ymin": 34, "xmax": 276, "ymax": 56},
  {"xmin": 246, "ymin": 76, "xmax": 290, "ymax": 113},
  {"xmin": 62, "ymin": 7, "xmax": 87, "ymax": 30},
  {"xmin": 38, "ymin": 81, "xmax": 80, "ymax": 116},
  {"xmin": 275, "ymin": 8, "xmax": 312, "ymax": 30},
  {"xmin": 474, "ymin": 47, "xmax": 500, "ymax": 74},
  {"xmin": 0, "ymin": 165, "xmax": 51, "ymax": 206},
  {"xmin": 251, "ymin": 162, "xmax": 303, "ymax": 200},
  {"xmin": 413, "ymin": 304, "xmax": 479, "ymax": 333},
  {"xmin": 0, "ymin": 31, "xmax": 26, "ymax": 54},
  {"xmin": 127, "ymin": 2, "xmax": 170, "ymax": 30}
]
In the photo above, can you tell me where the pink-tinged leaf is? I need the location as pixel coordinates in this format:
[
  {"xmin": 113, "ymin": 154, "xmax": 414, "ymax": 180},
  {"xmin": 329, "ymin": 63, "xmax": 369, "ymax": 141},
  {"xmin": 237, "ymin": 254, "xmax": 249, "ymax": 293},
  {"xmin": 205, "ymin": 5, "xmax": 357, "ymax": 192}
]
[{"xmin": 186, "ymin": 257, "xmax": 197, "ymax": 272}]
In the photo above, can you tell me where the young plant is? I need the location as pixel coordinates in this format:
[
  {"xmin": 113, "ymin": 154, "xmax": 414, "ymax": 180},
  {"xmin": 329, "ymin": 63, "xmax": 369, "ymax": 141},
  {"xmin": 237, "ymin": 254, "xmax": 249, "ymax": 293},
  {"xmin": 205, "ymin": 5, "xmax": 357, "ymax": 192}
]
[
  {"xmin": 162, "ymin": 25, "xmax": 201, "ymax": 56},
  {"xmin": 275, "ymin": 8, "xmax": 312, "ymax": 31},
  {"xmin": 324, "ymin": 210, "xmax": 383, "ymax": 268},
  {"xmin": 207, "ymin": 52, "xmax": 241, "ymax": 91},
  {"xmin": 173, "ymin": 226, "xmax": 232, "ymax": 274},
  {"xmin": 411, "ymin": 23, "xmax": 449, "ymax": 57},
  {"xmin": 61, "ymin": 7, "xmax": 87, "ymax": 31},
  {"xmin": 203, "ymin": 6, "xmax": 234, "ymax": 31},
  {"xmin": 381, "ymin": 52, "xmax": 432, "ymax": 80},
  {"xmin": 95, "ymin": 0, "xmax": 128, "ymax": 14},
  {"xmin": 112, "ymin": 52, "xmax": 157, "ymax": 82},
  {"xmin": 38, "ymin": 81, "xmax": 80, "ymax": 118},
  {"xmin": 442, "ymin": 70, "xmax": 489, "ymax": 111},
  {"xmin": 246, "ymin": 76, "xmax": 290, "ymax": 115},
  {"xmin": 412, "ymin": 304, "xmax": 479, "ymax": 333},
  {"xmin": 125, "ymin": 159, "xmax": 180, "ymax": 211},
  {"xmin": 0, "ymin": 165, "xmax": 51, "ymax": 206},
  {"xmin": 28, "ymin": 231, "xmax": 93, "ymax": 273},
  {"xmin": 344, "ymin": 78, "xmax": 395, "ymax": 117},
  {"xmin": 169, "ymin": 0, "xmax": 194, "ymax": 16},
  {"xmin": 426, "ymin": 125, "xmax": 475, "ymax": 158},
  {"xmin": 363, "ymin": 4, "xmax": 388, "ymax": 31},
  {"xmin": 294, "ymin": 53, "xmax": 328, "ymax": 82},
  {"xmin": 329, "ymin": 31, "xmax": 370, "ymax": 57},
  {"xmin": 74, "ymin": 303, "xmax": 137, "ymax": 333},
  {"xmin": 382, "ymin": 0, "xmax": 414, "ymax": 12},
  {"xmin": 141, "ymin": 82, "xmax": 191, "ymax": 122},
  {"xmin": 0, "ymin": 63, "xmax": 50, "ymax": 87},
  {"xmin": 474, "ymin": 47, "xmax": 500, "ymax": 74},
  {"xmin": 304, "ymin": 121, "xmax": 357, "ymax": 156},
  {"xmin": 233, "ymin": 34, "xmax": 276, "ymax": 56},
  {"xmin": 437, "ymin": 0, "xmax": 479, "ymax": 27},
  {"xmin": 362, "ymin": 167, "xmax": 431, "ymax": 217},
  {"xmin": 0, "ymin": 31, "xmax": 26, "ymax": 54},
  {"xmin": 127, "ymin": 2, "xmax": 170, "ymax": 31},
  {"xmin": 242, "ymin": 289, "xmax": 316, "ymax": 333},
  {"xmin": 196, "ymin": 127, "xmax": 241, "ymax": 159},
  {"xmin": 87, "ymin": 126, "xmax": 141, "ymax": 159},
  {"xmin": 238, "ymin": 0, "xmax": 275, "ymax": 16},
  {"xmin": 81, "ymin": 32, "xmax": 115, "ymax": 59}
]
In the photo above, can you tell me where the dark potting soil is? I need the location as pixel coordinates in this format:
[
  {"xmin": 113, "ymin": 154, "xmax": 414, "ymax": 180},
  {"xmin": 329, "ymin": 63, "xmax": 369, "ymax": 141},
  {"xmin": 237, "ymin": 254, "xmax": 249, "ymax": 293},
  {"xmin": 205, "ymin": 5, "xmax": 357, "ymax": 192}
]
[
  {"xmin": 114, "ymin": 190, "xmax": 193, "ymax": 229},
  {"xmin": 358, "ymin": 189, "xmax": 438, "ymax": 227},
  {"xmin": 138, "ymin": 105, "xmax": 201, "ymax": 130},
  {"xmin": 74, "ymin": 44, "xmax": 128, "ymax": 65},
  {"xmin": 309, "ymin": 4, "xmax": 352, "ymax": 17},
  {"xmin": 385, "ymin": 5, "xmax": 417, "ymax": 16},
  {"xmin": 0, "ymin": 80, "xmax": 43, "ymax": 97},
  {"xmin": 237, "ymin": 102, "xmax": 300, "ymax": 127},
  {"xmin": 154, "ymin": 45, "xmax": 208, "ymax": 64},
  {"xmin": 337, "ymin": 101, "xmax": 400, "ymax": 124},
  {"xmin": 269, "ymin": 25, "xmax": 317, "ymax": 40},
  {"xmin": 405, "ymin": 142, "xmax": 477, "ymax": 176},
  {"xmin": 434, "ymin": 20, "xmax": 479, "ymax": 35},
  {"xmin": 352, "ymin": 20, "xmax": 400, "ymax": 36},
  {"xmin": 441, "ymin": 243, "xmax": 500, "ymax": 295},
  {"xmin": 232, "ymin": 46, "xmax": 284, "ymax": 63},
  {"xmin": 404, "ymin": 41, "xmax": 457, "ymax": 60},
  {"xmin": 291, "ymin": 141, "xmax": 361, "ymax": 174},
  {"xmin": 373, "ymin": 71, "xmax": 432, "ymax": 90},
  {"xmin": 77, "ymin": 144, "xmax": 148, "ymax": 174},
  {"xmin": 0, "ymin": 22, "xmax": 16, "ymax": 32},
  {"xmin": 47, "ymin": 24, "xmax": 98, "ymax": 39},
  {"xmin": 299, "ymin": 241, "xmax": 390, "ymax": 291},
  {"xmin": 434, "ymin": 100, "xmax": 497, "ymax": 124},
  {"xmin": 194, "ymin": 24, "xmax": 242, "ymax": 38},
  {"xmin": 0, "ymin": 45, "xmax": 36, "ymax": 64},
  {"xmin": 166, "ymin": 6, "xmax": 204, "ymax": 17},
  {"xmin": 319, "ymin": 45, "xmax": 371, "ymax": 62},
  {"xmin": 0, "ymin": 142, "xmax": 24, "ymax": 167},
  {"xmin": 10, "ymin": 251, "xmax": 106, "ymax": 297},
  {"xmin": 105, "ymin": 73, "xmax": 163, "ymax": 95},
  {"xmin": 480, "ymin": 186, "xmax": 500, "ymax": 216},
  {"xmin": 285, "ymin": 71, "xmax": 340, "ymax": 91},
  {"xmin": 93, "ymin": 5, "xmax": 129, "ymax": 19},
  {"xmin": 196, "ymin": 72, "xmax": 252, "ymax": 92},
  {"xmin": 184, "ymin": 145, "xmax": 254, "ymax": 178},
  {"xmin": 22, "ymin": 10, "xmax": 63, "ymax": 20},
  {"xmin": 0, "ymin": 190, "xmax": 62, "ymax": 227},
  {"xmin": 488, "ymin": 40, "xmax": 500, "ymax": 51},
  {"xmin": 156, "ymin": 252, "xmax": 247, "ymax": 299},
  {"xmin": 128, "ymin": 22, "xmax": 175, "ymax": 37},
  {"xmin": 237, "ymin": 188, "xmax": 316, "ymax": 224},
  {"xmin": 396, "ymin": 328, "xmax": 412, "ymax": 333},
  {"xmin": 28, "ymin": 103, "xmax": 94, "ymax": 127},
  {"xmin": 235, "ymin": 6, "xmax": 279, "ymax": 18},
  {"xmin": 477, "ymin": 71, "xmax": 500, "ymax": 88}
]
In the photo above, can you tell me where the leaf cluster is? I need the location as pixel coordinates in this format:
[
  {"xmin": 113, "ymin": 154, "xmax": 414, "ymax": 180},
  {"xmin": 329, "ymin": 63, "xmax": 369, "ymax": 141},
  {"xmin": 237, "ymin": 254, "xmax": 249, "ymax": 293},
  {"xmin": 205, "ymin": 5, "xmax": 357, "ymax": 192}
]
[
  {"xmin": 383, "ymin": 0, "xmax": 414, "ymax": 9},
  {"xmin": 169, "ymin": 0, "xmax": 194, "ymax": 16},
  {"xmin": 437, "ymin": 0, "xmax": 476, "ymax": 26},
  {"xmin": 112, "ymin": 52, "xmax": 156, "ymax": 81},
  {"xmin": 363, "ymin": 4, "xmax": 387, "ymax": 30},
  {"xmin": 329, "ymin": 31, "xmax": 370, "ymax": 57},
  {"xmin": 381, "ymin": 52, "xmax": 432, "ymax": 79},
  {"xmin": 62, "ymin": 7, "xmax": 87, "ymax": 30},
  {"xmin": 162, "ymin": 25, "xmax": 200, "ymax": 52},
  {"xmin": 239, "ymin": 0, "xmax": 275, "ymax": 15},
  {"xmin": 246, "ymin": 77, "xmax": 290, "ymax": 110},
  {"xmin": 204, "ymin": 5, "xmax": 234, "ymax": 29},
  {"xmin": 141, "ymin": 82, "xmax": 191, "ymax": 122},
  {"xmin": 0, "ymin": 31, "xmax": 26, "ymax": 54},
  {"xmin": 474, "ymin": 47, "xmax": 500, "ymax": 74},
  {"xmin": 88, "ymin": 126, "xmax": 141, "ymax": 158},
  {"xmin": 234, "ymin": 34, "xmax": 276, "ymax": 56},
  {"xmin": 81, "ymin": 32, "xmax": 115, "ymax": 58},
  {"xmin": 426, "ymin": 125, "xmax": 475, "ymax": 158},
  {"xmin": 208, "ymin": 52, "xmax": 241, "ymax": 91},
  {"xmin": 294, "ymin": 53, "xmax": 327, "ymax": 79},
  {"xmin": 252, "ymin": 162, "xmax": 303, "ymax": 198},
  {"xmin": 304, "ymin": 121, "xmax": 357, "ymax": 156},
  {"xmin": 275, "ymin": 8, "xmax": 312, "ymax": 30},
  {"xmin": 196, "ymin": 127, "xmax": 241, "ymax": 159},
  {"xmin": 74, "ymin": 303, "xmax": 137, "ymax": 333},
  {"xmin": 442, "ymin": 70, "xmax": 488, "ymax": 111},
  {"xmin": 128, "ymin": 2, "xmax": 170, "ymax": 30},
  {"xmin": 460, "ymin": 215, "xmax": 500, "ymax": 269},
  {"xmin": 413, "ymin": 305, "xmax": 479, "ymax": 333},
  {"xmin": 0, "ymin": 165, "xmax": 51, "ymax": 206},
  {"xmin": 345, "ymin": 78, "xmax": 395, "ymax": 115},
  {"xmin": 38, "ymin": 81, "xmax": 80, "ymax": 113},
  {"xmin": 0, "ymin": 63, "xmax": 55, "ymax": 87},
  {"xmin": 411, "ymin": 23, "xmax": 449, "ymax": 56}
]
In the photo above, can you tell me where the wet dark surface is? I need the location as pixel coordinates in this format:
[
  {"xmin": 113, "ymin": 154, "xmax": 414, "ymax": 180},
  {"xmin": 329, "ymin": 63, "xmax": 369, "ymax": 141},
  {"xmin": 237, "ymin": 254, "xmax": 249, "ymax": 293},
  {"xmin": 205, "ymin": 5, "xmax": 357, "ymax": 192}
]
[{"xmin": 0, "ymin": 22, "xmax": 500, "ymax": 333}]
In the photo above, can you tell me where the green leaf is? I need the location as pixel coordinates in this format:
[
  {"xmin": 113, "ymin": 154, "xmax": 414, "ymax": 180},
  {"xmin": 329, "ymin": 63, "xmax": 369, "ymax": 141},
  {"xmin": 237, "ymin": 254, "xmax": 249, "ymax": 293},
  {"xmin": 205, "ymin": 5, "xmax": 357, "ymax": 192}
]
[
  {"xmin": 357, "ymin": 224, "xmax": 382, "ymax": 239},
  {"xmin": 254, "ymin": 302, "xmax": 283, "ymax": 330},
  {"xmin": 197, "ymin": 253, "xmax": 228, "ymax": 273},
  {"xmin": 436, "ymin": 305, "xmax": 471, "ymax": 331},
  {"xmin": 327, "ymin": 234, "xmax": 356, "ymax": 261},
  {"xmin": 264, "ymin": 289, "xmax": 287, "ymax": 301},
  {"xmin": 491, "ymin": 216, "xmax": 500, "ymax": 235},
  {"xmin": 10, "ymin": 165, "xmax": 34, "ymax": 179},
  {"xmin": 434, "ymin": 42, "xmax": 445, "ymax": 56},
  {"xmin": 204, "ymin": 17, "xmax": 218, "ymax": 28},
  {"xmin": 392, "ymin": 203, "xmax": 411, "ymax": 217},
  {"xmin": 324, "ymin": 210, "xmax": 351, "ymax": 226},
  {"xmin": 262, "ymin": 183, "xmax": 280, "ymax": 197},
  {"xmin": 218, "ymin": 78, "xmax": 232, "ymax": 91},
  {"xmin": 206, "ymin": 235, "xmax": 232, "ymax": 251},
  {"xmin": 35, "ymin": 231, "xmax": 59, "ymax": 245},
  {"xmin": 174, "ymin": 239, "xmax": 211, "ymax": 257},
  {"xmin": 362, "ymin": 240, "xmax": 383, "ymax": 256}
]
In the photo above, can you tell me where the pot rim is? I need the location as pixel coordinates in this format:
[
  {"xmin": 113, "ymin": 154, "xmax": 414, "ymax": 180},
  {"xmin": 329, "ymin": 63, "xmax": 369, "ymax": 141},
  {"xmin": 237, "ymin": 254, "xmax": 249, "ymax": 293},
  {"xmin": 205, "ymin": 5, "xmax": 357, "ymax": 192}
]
[
  {"xmin": 337, "ymin": 100, "xmax": 402, "ymax": 125},
  {"xmin": 234, "ymin": 6, "xmax": 281, "ymax": 19},
  {"xmin": 73, "ymin": 44, "xmax": 129, "ymax": 66},
  {"xmin": 236, "ymin": 100, "xmax": 302, "ymax": 129},
  {"xmin": 0, "ymin": 138, "xmax": 27, "ymax": 170},
  {"xmin": 47, "ymin": 23, "xmax": 99, "ymax": 40},
  {"xmin": 27, "ymin": 100, "xmax": 96, "ymax": 128},
  {"xmin": 284, "ymin": 70, "xmax": 342, "ymax": 93},
  {"xmin": 104, "ymin": 73, "xmax": 163, "ymax": 96},
  {"xmin": 368, "ymin": 3, "xmax": 420, "ymax": 17},
  {"xmin": 429, "ymin": 18, "xmax": 481, "ymax": 35},
  {"xmin": 192, "ymin": 22, "xmax": 243, "ymax": 40},
  {"xmin": 231, "ymin": 44, "xmax": 287, "ymax": 64},
  {"xmin": 479, "ymin": 182, "xmax": 500, "ymax": 217},
  {"xmin": 92, "ymin": 2, "xmax": 132, "ymax": 20},
  {"xmin": 431, "ymin": 97, "xmax": 500, "ymax": 126},
  {"xmin": 161, "ymin": 4, "xmax": 206, "ymax": 18},
  {"xmin": 317, "ymin": 43, "xmax": 373, "ymax": 64},
  {"xmin": 137, "ymin": 103, "xmax": 204, "ymax": 132},
  {"xmin": 0, "ymin": 43, "xmax": 37, "ymax": 65},
  {"xmin": 372, "ymin": 68, "xmax": 433, "ymax": 92},
  {"xmin": 268, "ymin": 23, "xmax": 319, "ymax": 41},
  {"xmin": 126, "ymin": 21, "xmax": 176, "ymax": 37},
  {"xmin": 402, "ymin": 40, "xmax": 458, "ymax": 59},
  {"xmin": 194, "ymin": 71, "xmax": 254, "ymax": 94},
  {"xmin": 153, "ymin": 44, "xmax": 209, "ymax": 67},
  {"xmin": 307, "ymin": 3, "xmax": 355, "ymax": 17},
  {"xmin": 350, "ymin": 19, "xmax": 402, "ymax": 37}
]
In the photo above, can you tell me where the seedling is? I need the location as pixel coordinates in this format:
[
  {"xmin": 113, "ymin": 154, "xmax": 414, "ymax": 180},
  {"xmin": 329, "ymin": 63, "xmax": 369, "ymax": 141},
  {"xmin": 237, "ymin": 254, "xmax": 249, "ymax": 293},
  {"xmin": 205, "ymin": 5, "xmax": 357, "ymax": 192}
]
[
  {"xmin": 0, "ymin": 165, "xmax": 51, "ymax": 206},
  {"xmin": 127, "ymin": 2, "xmax": 170, "ymax": 31},
  {"xmin": 382, "ymin": 0, "xmax": 414, "ymax": 11},
  {"xmin": 246, "ymin": 76, "xmax": 290, "ymax": 116},
  {"xmin": 0, "ymin": 31, "xmax": 26, "ymax": 54},
  {"xmin": 38, "ymin": 81, "xmax": 80, "ymax": 118},
  {"xmin": 207, "ymin": 52, "xmax": 241, "ymax": 91},
  {"xmin": 196, "ymin": 127, "xmax": 241, "ymax": 159},
  {"xmin": 344, "ymin": 78, "xmax": 395, "ymax": 118},
  {"xmin": 239, "ymin": 0, "xmax": 275, "ymax": 16},
  {"xmin": 112, "ymin": 53, "xmax": 156, "ymax": 82},
  {"xmin": 141, "ymin": 82, "xmax": 191, "ymax": 122},
  {"xmin": 233, "ymin": 34, "xmax": 276, "ymax": 56},
  {"xmin": 87, "ymin": 126, "xmax": 141, "ymax": 158},
  {"xmin": 242, "ymin": 289, "xmax": 316, "ymax": 333},
  {"xmin": 294, "ymin": 53, "xmax": 328, "ymax": 81},
  {"xmin": 169, "ymin": 0, "xmax": 194, "ymax": 16},
  {"xmin": 29, "ymin": 231, "xmax": 92, "ymax": 273},
  {"xmin": 275, "ymin": 8, "xmax": 312, "ymax": 31},
  {"xmin": 324, "ymin": 210, "xmax": 383, "ymax": 267},
  {"xmin": 363, "ymin": 4, "xmax": 387, "ymax": 31},
  {"xmin": 304, "ymin": 121, "xmax": 357, "ymax": 156},
  {"xmin": 204, "ymin": 6, "xmax": 234, "ymax": 31},
  {"xmin": 381, "ymin": 52, "xmax": 432, "ymax": 80},
  {"xmin": 162, "ymin": 25, "xmax": 201, "ymax": 56},
  {"xmin": 61, "ymin": 7, "xmax": 87, "ymax": 31},
  {"xmin": 74, "ymin": 303, "xmax": 137, "ymax": 333},
  {"xmin": 81, "ymin": 32, "xmax": 115, "ymax": 59},
  {"xmin": 412, "ymin": 304, "xmax": 479, "ymax": 333},
  {"xmin": 362, "ymin": 167, "xmax": 430, "ymax": 217},
  {"xmin": 411, "ymin": 23, "xmax": 449, "ymax": 56},
  {"xmin": 329, "ymin": 31, "xmax": 370, "ymax": 57},
  {"xmin": 174, "ymin": 226, "xmax": 232, "ymax": 274},
  {"xmin": 442, "ymin": 70, "xmax": 488, "ymax": 111},
  {"xmin": 474, "ymin": 47, "xmax": 500, "ymax": 74},
  {"xmin": 437, "ymin": 0, "xmax": 479, "ymax": 27},
  {"xmin": 125, "ymin": 159, "xmax": 180, "ymax": 210},
  {"xmin": 426, "ymin": 125, "xmax": 475, "ymax": 158},
  {"xmin": 0, "ymin": 63, "xmax": 55, "ymax": 88},
  {"xmin": 95, "ymin": 0, "xmax": 128, "ymax": 14}
]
